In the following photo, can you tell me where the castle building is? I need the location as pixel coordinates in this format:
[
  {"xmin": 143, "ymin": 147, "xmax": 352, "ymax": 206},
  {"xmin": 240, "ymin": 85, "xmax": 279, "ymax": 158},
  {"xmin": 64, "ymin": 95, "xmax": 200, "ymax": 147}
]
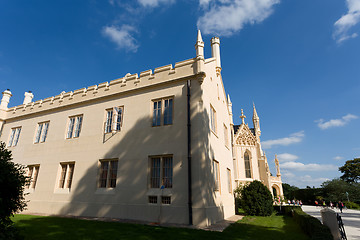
[{"xmin": 0, "ymin": 31, "xmax": 282, "ymax": 227}]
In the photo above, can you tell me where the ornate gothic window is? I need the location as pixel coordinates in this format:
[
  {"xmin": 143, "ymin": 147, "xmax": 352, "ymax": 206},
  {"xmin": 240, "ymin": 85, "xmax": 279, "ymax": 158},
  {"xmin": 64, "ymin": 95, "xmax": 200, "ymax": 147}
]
[{"xmin": 244, "ymin": 151, "xmax": 252, "ymax": 178}]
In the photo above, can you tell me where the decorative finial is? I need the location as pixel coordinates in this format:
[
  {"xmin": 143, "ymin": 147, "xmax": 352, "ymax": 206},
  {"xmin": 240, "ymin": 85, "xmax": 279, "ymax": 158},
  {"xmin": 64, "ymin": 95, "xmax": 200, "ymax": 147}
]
[{"xmin": 240, "ymin": 109, "xmax": 246, "ymax": 124}]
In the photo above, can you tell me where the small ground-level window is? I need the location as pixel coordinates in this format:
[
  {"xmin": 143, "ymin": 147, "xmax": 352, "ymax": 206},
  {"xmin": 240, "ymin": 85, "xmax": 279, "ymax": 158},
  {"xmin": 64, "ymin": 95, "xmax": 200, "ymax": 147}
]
[
  {"xmin": 58, "ymin": 163, "xmax": 75, "ymax": 189},
  {"xmin": 148, "ymin": 196, "xmax": 158, "ymax": 204},
  {"xmin": 99, "ymin": 160, "xmax": 118, "ymax": 188},
  {"xmin": 213, "ymin": 159, "xmax": 220, "ymax": 192},
  {"xmin": 27, "ymin": 165, "xmax": 40, "ymax": 189},
  {"xmin": 161, "ymin": 196, "xmax": 171, "ymax": 205}
]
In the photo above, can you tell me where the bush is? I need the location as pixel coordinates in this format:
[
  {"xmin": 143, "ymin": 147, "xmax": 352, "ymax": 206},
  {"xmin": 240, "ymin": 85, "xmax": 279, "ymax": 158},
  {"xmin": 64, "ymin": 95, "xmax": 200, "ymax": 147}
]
[
  {"xmin": 345, "ymin": 201, "xmax": 360, "ymax": 210},
  {"xmin": 238, "ymin": 180, "xmax": 273, "ymax": 216},
  {"xmin": 292, "ymin": 208, "xmax": 333, "ymax": 240}
]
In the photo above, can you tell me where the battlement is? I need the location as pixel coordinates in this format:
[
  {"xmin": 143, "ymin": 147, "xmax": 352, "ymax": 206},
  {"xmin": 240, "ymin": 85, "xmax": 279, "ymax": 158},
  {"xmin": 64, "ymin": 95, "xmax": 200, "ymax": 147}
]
[{"xmin": 3, "ymin": 57, "xmax": 213, "ymax": 120}]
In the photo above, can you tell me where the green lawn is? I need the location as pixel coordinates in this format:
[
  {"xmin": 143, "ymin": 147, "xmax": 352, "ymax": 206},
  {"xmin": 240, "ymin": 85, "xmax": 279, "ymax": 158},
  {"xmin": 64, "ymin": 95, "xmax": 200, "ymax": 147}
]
[{"xmin": 12, "ymin": 213, "xmax": 309, "ymax": 240}]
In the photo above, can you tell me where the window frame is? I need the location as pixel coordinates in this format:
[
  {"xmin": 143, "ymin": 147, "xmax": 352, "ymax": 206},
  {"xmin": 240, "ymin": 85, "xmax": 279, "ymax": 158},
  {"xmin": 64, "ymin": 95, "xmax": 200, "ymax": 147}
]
[
  {"xmin": 210, "ymin": 105, "xmax": 217, "ymax": 134},
  {"xmin": 213, "ymin": 159, "xmax": 220, "ymax": 192},
  {"xmin": 151, "ymin": 97, "xmax": 174, "ymax": 127},
  {"xmin": 26, "ymin": 165, "xmax": 40, "ymax": 189},
  {"xmin": 149, "ymin": 155, "xmax": 173, "ymax": 189},
  {"xmin": 34, "ymin": 121, "xmax": 50, "ymax": 144},
  {"xmin": 98, "ymin": 159, "xmax": 118, "ymax": 189},
  {"xmin": 244, "ymin": 151, "xmax": 252, "ymax": 179},
  {"xmin": 223, "ymin": 123, "xmax": 229, "ymax": 147},
  {"xmin": 227, "ymin": 168, "xmax": 232, "ymax": 193},
  {"xmin": 8, "ymin": 127, "xmax": 22, "ymax": 147},
  {"xmin": 104, "ymin": 106, "xmax": 124, "ymax": 134},
  {"xmin": 66, "ymin": 115, "xmax": 83, "ymax": 139},
  {"xmin": 58, "ymin": 162, "xmax": 75, "ymax": 189}
]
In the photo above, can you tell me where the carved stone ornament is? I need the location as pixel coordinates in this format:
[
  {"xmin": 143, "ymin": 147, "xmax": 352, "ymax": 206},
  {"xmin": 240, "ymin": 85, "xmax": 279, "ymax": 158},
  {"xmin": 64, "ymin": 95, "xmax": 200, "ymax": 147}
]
[{"xmin": 235, "ymin": 124, "xmax": 257, "ymax": 146}]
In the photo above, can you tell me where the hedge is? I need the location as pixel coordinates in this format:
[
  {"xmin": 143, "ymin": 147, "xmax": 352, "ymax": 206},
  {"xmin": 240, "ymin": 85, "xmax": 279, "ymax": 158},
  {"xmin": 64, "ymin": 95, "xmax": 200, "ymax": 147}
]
[{"xmin": 274, "ymin": 206, "xmax": 333, "ymax": 240}]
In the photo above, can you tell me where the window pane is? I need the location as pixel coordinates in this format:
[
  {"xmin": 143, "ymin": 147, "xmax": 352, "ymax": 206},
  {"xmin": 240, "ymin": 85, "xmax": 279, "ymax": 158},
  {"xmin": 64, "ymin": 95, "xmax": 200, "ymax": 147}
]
[
  {"xmin": 67, "ymin": 118, "xmax": 75, "ymax": 138},
  {"xmin": 32, "ymin": 166, "xmax": 39, "ymax": 189},
  {"xmin": 59, "ymin": 164, "xmax": 67, "ymax": 188},
  {"xmin": 227, "ymin": 169, "xmax": 232, "ymax": 193},
  {"xmin": 210, "ymin": 107, "xmax": 216, "ymax": 133},
  {"xmin": 74, "ymin": 116, "xmax": 83, "ymax": 137},
  {"xmin": 13, "ymin": 128, "xmax": 21, "ymax": 146},
  {"xmin": 152, "ymin": 101, "xmax": 161, "ymax": 126},
  {"xmin": 109, "ymin": 161, "xmax": 118, "ymax": 188},
  {"xmin": 8, "ymin": 129, "xmax": 16, "ymax": 146},
  {"xmin": 99, "ymin": 162, "xmax": 109, "ymax": 188},
  {"xmin": 213, "ymin": 160, "xmax": 219, "ymax": 191},
  {"xmin": 35, "ymin": 123, "xmax": 43, "ymax": 143},
  {"xmin": 244, "ymin": 152, "xmax": 252, "ymax": 178},
  {"xmin": 41, "ymin": 122, "xmax": 49, "ymax": 142},
  {"xmin": 105, "ymin": 110, "xmax": 113, "ymax": 133},
  {"xmin": 26, "ymin": 167, "xmax": 34, "ymax": 189},
  {"xmin": 66, "ymin": 164, "xmax": 74, "ymax": 188},
  {"xmin": 115, "ymin": 108, "xmax": 122, "ymax": 131},
  {"xmin": 164, "ymin": 99, "xmax": 173, "ymax": 125},
  {"xmin": 162, "ymin": 157, "xmax": 173, "ymax": 188},
  {"xmin": 150, "ymin": 157, "xmax": 160, "ymax": 188}
]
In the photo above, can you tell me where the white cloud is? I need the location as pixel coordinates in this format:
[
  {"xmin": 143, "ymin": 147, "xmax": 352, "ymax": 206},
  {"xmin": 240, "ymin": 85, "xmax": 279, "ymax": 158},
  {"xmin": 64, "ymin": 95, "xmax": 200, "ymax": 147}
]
[
  {"xmin": 262, "ymin": 131, "xmax": 304, "ymax": 149},
  {"xmin": 102, "ymin": 25, "xmax": 139, "ymax": 52},
  {"xmin": 277, "ymin": 153, "xmax": 299, "ymax": 162},
  {"xmin": 281, "ymin": 161, "xmax": 337, "ymax": 172},
  {"xmin": 316, "ymin": 114, "xmax": 358, "ymax": 130},
  {"xmin": 333, "ymin": 0, "xmax": 360, "ymax": 43},
  {"xmin": 333, "ymin": 156, "xmax": 344, "ymax": 160},
  {"xmin": 197, "ymin": 0, "xmax": 280, "ymax": 36},
  {"xmin": 138, "ymin": 0, "xmax": 175, "ymax": 7}
]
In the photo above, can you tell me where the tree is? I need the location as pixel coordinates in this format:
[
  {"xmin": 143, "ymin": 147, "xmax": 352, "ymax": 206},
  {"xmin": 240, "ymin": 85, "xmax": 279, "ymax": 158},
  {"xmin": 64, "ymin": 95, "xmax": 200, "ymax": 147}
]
[
  {"xmin": 282, "ymin": 183, "xmax": 299, "ymax": 200},
  {"xmin": 339, "ymin": 158, "xmax": 360, "ymax": 183},
  {"xmin": 0, "ymin": 141, "xmax": 28, "ymax": 239},
  {"xmin": 239, "ymin": 180, "xmax": 273, "ymax": 216},
  {"xmin": 321, "ymin": 178, "xmax": 360, "ymax": 203}
]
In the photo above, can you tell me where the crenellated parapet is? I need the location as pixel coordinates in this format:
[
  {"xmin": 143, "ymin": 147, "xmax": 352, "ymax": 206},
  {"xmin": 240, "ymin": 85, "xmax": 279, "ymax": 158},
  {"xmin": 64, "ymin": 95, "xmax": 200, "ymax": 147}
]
[{"xmin": 3, "ymin": 57, "xmax": 215, "ymax": 120}]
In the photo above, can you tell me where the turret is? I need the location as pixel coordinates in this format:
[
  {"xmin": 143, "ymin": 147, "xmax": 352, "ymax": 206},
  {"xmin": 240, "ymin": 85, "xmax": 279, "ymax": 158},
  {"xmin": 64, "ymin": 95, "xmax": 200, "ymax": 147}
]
[
  {"xmin": 252, "ymin": 103, "xmax": 261, "ymax": 140},
  {"xmin": 23, "ymin": 91, "xmax": 34, "ymax": 105},
  {"xmin": 210, "ymin": 37, "xmax": 221, "ymax": 75},
  {"xmin": 195, "ymin": 30, "xmax": 205, "ymax": 74},
  {"xmin": 0, "ymin": 89, "xmax": 12, "ymax": 110}
]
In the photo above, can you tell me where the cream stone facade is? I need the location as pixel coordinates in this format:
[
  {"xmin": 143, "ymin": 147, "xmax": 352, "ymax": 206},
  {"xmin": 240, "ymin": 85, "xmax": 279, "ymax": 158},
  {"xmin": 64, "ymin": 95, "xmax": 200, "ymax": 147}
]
[{"xmin": 0, "ymin": 31, "xmax": 282, "ymax": 226}]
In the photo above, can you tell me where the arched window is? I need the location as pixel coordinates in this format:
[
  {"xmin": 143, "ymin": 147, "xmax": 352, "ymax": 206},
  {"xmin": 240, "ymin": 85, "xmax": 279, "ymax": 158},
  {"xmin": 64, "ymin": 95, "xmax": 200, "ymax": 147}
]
[{"xmin": 244, "ymin": 152, "xmax": 252, "ymax": 178}]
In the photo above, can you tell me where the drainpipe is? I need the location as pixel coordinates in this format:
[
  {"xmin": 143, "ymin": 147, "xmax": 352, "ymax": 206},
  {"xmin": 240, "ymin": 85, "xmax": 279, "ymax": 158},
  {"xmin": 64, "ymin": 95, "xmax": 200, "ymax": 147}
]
[{"xmin": 187, "ymin": 79, "xmax": 193, "ymax": 225}]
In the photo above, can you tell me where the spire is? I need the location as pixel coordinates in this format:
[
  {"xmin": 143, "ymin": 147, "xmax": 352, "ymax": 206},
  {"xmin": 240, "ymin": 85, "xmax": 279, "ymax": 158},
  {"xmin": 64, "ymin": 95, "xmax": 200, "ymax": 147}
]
[
  {"xmin": 240, "ymin": 109, "xmax": 246, "ymax": 124},
  {"xmin": 195, "ymin": 29, "xmax": 204, "ymax": 57},
  {"xmin": 253, "ymin": 102, "xmax": 259, "ymax": 121},
  {"xmin": 227, "ymin": 95, "xmax": 233, "ymax": 125}
]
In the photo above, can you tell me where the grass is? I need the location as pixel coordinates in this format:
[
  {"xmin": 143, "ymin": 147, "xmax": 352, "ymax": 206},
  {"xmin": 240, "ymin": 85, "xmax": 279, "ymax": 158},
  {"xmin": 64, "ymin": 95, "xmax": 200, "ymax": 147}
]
[{"xmin": 12, "ymin": 213, "xmax": 309, "ymax": 240}]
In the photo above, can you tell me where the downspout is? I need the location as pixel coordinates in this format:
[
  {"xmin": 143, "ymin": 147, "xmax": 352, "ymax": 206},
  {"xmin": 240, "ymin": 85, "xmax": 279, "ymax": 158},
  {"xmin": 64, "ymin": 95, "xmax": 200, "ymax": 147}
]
[{"xmin": 187, "ymin": 79, "xmax": 193, "ymax": 225}]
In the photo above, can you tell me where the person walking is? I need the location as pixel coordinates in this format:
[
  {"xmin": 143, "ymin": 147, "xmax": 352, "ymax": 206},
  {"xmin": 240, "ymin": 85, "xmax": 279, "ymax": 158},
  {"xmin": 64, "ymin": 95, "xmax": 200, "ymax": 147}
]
[{"xmin": 339, "ymin": 201, "xmax": 343, "ymax": 213}]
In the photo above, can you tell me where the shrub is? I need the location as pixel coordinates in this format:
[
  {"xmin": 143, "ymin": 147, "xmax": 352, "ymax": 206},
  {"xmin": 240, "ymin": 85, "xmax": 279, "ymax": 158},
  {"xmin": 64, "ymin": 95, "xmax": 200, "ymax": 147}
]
[
  {"xmin": 239, "ymin": 180, "xmax": 273, "ymax": 216},
  {"xmin": 292, "ymin": 208, "xmax": 333, "ymax": 240},
  {"xmin": 345, "ymin": 201, "xmax": 360, "ymax": 210}
]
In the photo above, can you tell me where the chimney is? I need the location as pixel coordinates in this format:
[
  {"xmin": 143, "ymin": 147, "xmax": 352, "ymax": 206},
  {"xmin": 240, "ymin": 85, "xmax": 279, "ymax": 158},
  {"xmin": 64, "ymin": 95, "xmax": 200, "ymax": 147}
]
[
  {"xmin": 23, "ymin": 91, "xmax": 34, "ymax": 105},
  {"xmin": 210, "ymin": 37, "xmax": 221, "ymax": 69},
  {"xmin": 0, "ymin": 89, "xmax": 12, "ymax": 110}
]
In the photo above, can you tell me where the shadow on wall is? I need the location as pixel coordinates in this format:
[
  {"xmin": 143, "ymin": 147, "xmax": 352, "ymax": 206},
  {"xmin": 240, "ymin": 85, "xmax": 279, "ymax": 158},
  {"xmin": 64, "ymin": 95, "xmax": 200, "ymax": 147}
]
[{"xmin": 57, "ymin": 82, "xmax": 224, "ymax": 226}]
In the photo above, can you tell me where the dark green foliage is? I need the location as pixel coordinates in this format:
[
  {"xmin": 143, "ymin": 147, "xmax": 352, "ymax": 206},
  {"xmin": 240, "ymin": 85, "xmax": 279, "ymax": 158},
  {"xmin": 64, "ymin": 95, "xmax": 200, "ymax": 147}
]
[
  {"xmin": 345, "ymin": 201, "xmax": 360, "ymax": 210},
  {"xmin": 282, "ymin": 183, "xmax": 299, "ymax": 200},
  {"xmin": 239, "ymin": 180, "xmax": 273, "ymax": 216},
  {"xmin": 339, "ymin": 158, "xmax": 360, "ymax": 183},
  {"xmin": 0, "ymin": 141, "xmax": 27, "ymax": 239},
  {"xmin": 321, "ymin": 179, "xmax": 360, "ymax": 204},
  {"xmin": 291, "ymin": 208, "xmax": 333, "ymax": 240}
]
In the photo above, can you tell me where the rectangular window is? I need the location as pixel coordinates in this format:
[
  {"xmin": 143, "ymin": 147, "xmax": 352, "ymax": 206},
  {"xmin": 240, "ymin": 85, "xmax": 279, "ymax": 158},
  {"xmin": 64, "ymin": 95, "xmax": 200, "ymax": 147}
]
[
  {"xmin": 98, "ymin": 160, "xmax": 118, "ymax": 188},
  {"xmin": 35, "ymin": 122, "xmax": 49, "ymax": 143},
  {"xmin": 213, "ymin": 160, "xmax": 220, "ymax": 191},
  {"xmin": 224, "ymin": 124, "xmax": 229, "ymax": 147},
  {"xmin": 227, "ymin": 168, "xmax": 232, "ymax": 193},
  {"xmin": 210, "ymin": 105, "xmax": 217, "ymax": 133},
  {"xmin": 58, "ymin": 163, "xmax": 75, "ymax": 189},
  {"xmin": 8, "ymin": 127, "xmax": 21, "ymax": 147},
  {"xmin": 161, "ymin": 196, "xmax": 171, "ymax": 205},
  {"xmin": 148, "ymin": 196, "xmax": 158, "ymax": 204},
  {"xmin": 152, "ymin": 97, "xmax": 173, "ymax": 126},
  {"xmin": 149, "ymin": 156, "xmax": 173, "ymax": 189},
  {"xmin": 104, "ymin": 107, "xmax": 123, "ymax": 133},
  {"xmin": 67, "ymin": 115, "xmax": 83, "ymax": 138},
  {"xmin": 27, "ymin": 165, "xmax": 40, "ymax": 189}
]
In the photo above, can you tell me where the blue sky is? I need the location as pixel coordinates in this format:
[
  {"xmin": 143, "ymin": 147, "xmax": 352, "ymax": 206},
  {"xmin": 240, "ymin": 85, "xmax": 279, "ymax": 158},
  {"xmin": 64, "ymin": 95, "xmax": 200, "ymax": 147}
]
[{"xmin": 1, "ymin": 0, "xmax": 359, "ymax": 188}]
